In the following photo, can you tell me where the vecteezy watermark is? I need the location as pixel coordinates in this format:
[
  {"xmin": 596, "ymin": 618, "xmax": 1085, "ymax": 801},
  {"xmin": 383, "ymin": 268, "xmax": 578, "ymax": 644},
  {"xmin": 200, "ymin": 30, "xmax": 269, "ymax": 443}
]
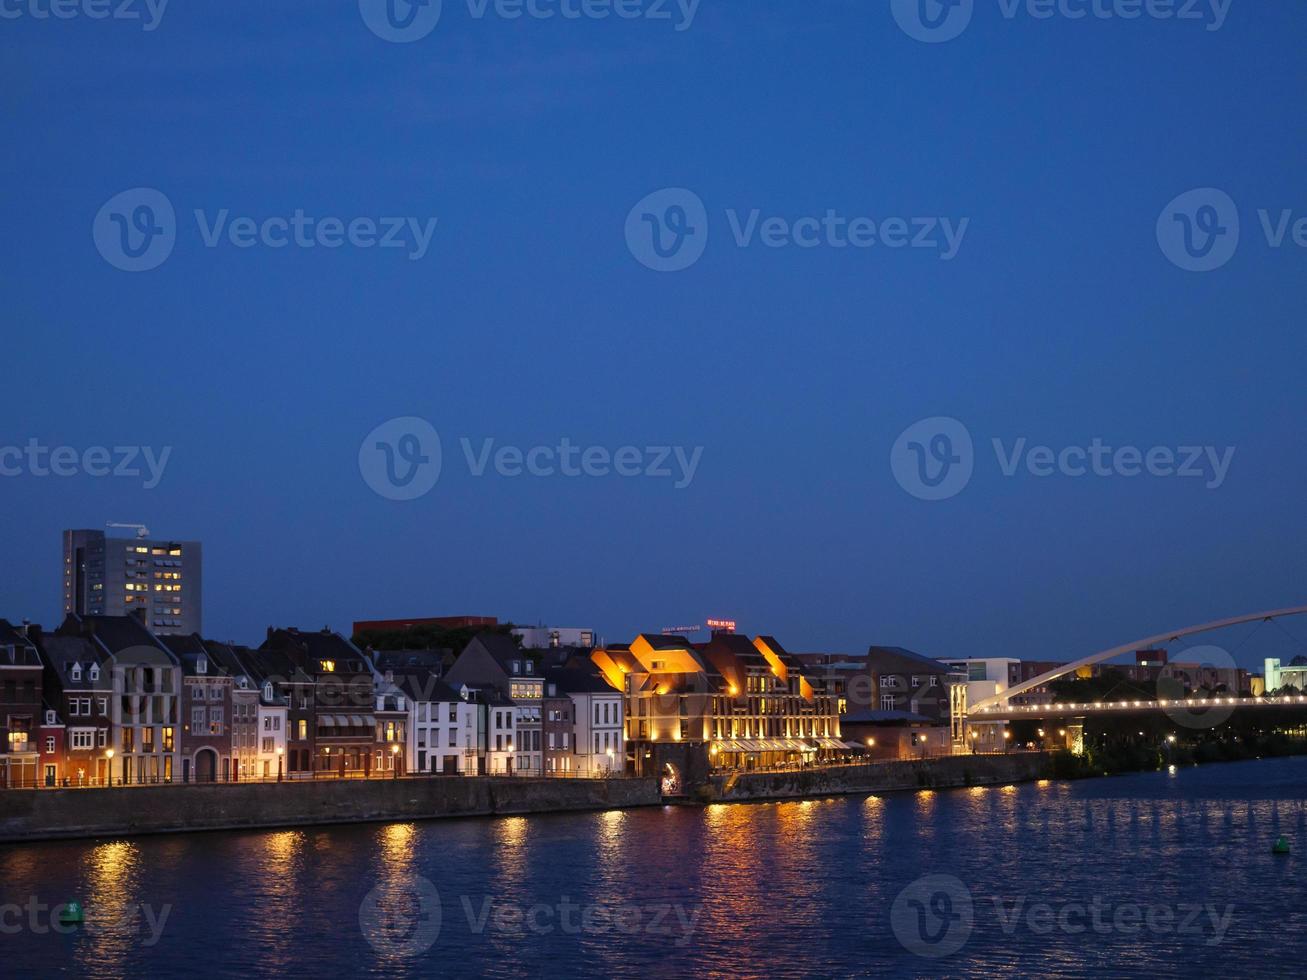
[
  {"xmin": 1158, "ymin": 644, "xmax": 1240, "ymax": 729},
  {"xmin": 93, "ymin": 188, "xmax": 438, "ymax": 271},
  {"xmin": 358, "ymin": 0, "xmax": 700, "ymax": 43},
  {"xmin": 359, "ymin": 875, "xmax": 701, "ymax": 955},
  {"xmin": 359, "ymin": 416, "xmax": 703, "ymax": 500},
  {"xmin": 1157, "ymin": 187, "xmax": 1307, "ymax": 272},
  {"xmin": 625, "ymin": 188, "xmax": 968, "ymax": 272},
  {"xmin": 891, "ymin": 0, "xmax": 1230, "ymax": 43},
  {"xmin": 0, "ymin": 897, "xmax": 172, "ymax": 945},
  {"xmin": 0, "ymin": 440, "xmax": 171, "ymax": 489},
  {"xmin": 892, "ymin": 874, "xmax": 1234, "ymax": 957},
  {"xmin": 0, "ymin": 0, "xmax": 169, "ymax": 30},
  {"xmin": 890, "ymin": 418, "xmax": 1235, "ymax": 500}
]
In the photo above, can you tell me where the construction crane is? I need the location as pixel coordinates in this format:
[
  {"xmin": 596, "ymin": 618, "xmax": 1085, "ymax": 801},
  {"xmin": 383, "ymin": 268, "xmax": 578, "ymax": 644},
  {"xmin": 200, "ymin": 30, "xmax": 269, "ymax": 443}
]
[{"xmin": 106, "ymin": 522, "xmax": 151, "ymax": 539}]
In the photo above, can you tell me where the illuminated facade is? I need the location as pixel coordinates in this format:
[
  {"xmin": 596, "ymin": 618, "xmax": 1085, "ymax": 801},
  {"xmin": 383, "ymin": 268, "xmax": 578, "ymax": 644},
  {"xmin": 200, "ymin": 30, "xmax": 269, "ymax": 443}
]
[
  {"xmin": 63, "ymin": 529, "xmax": 203, "ymax": 636},
  {"xmin": 592, "ymin": 632, "xmax": 845, "ymax": 773}
]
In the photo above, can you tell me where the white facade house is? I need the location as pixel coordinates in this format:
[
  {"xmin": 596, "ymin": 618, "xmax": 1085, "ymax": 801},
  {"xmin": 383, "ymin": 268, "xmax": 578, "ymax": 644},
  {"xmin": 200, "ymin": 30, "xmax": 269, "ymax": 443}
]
[
  {"xmin": 485, "ymin": 698, "xmax": 516, "ymax": 774},
  {"xmin": 410, "ymin": 684, "xmax": 477, "ymax": 775},
  {"xmin": 573, "ymin": 689, "xmax": 624, "ymax": 774},
  {"xmin": 256, "ymin": 696, "xmax": 288, "ymax": 779}
]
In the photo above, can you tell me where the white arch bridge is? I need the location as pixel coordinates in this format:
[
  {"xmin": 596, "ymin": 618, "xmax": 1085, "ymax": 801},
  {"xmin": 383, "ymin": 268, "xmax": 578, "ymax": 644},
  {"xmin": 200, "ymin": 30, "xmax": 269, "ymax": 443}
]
[{"xmin": 965, "ymin": 603, "xmax": 1307, "ymax": 725}]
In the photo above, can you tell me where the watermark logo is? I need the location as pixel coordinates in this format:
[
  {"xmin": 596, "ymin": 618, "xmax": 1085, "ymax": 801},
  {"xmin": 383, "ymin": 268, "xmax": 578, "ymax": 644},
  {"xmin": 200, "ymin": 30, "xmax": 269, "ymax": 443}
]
[
  {"xmin": 625, "ymin": 188, "xmax": 709, "ymax": 272},
  {"xmin": 94, "ymin": 189, "xmax": 438, "ymax": 271},
  {"xmin": 359, "ymin": 875, "xmax": 443, "ymax": 956},
  {"xmin": 890, "ymin": 417, "xmax": 975, "ymax": 501},
  {"xmin": 892, "ymin": 418, "xmax": 1236, "ymax": 499},
  {"xmin": 893, "ymin": 0, "xmax": 1230, "ymax": 42},
  {"xmin": 892, "ymin": 0, "xmax": 974, "ymax": 43},
  {"xmin": 0, "ymin": 897, "xmax": 171, "ymax": 945},
  {"xmin": 1157, "ymin": 188, "xmax": 1240, "ymax": 272},
  {"xmin": 0, "ymin": 0, "xmax": 169, "ymax": 30},
  {"xmin": 359, "ymin": 417, "xmax": 703, "ymax": 499},
  {"xmin": 359, "ymin": 0, "xmax": 444, "ymax": 42},
  {"xmin": 0, "ymin": 440, "xmax": 171, "ymax": 490},
  {"xmin": 626, "ymin": 188, "xmax": 968, "ymax": 272},
  {"xmin": 894, "ymin": 874, "xmax": 1236, "ymax": 958},
  {"xmin": 358, "ymin": 877, "xmax": 701, "ymax": 951},
  {"xmin": 891, "ymin": 874, "xmax": 974, "ymax": 957},
  {"xmin": 360, "ymin": 0, "xmax": 698, "ymax": 42},
  {"xmin": 359, "ymin": 417, "xmax": 443, "ymax": 501},
  {"xmin": 93, "ymin": 188, "xmax": 176, "ymax": 273},
  {"xmin": 1158, "ymin": 644, "xmax": 1239, "ymax": 729}
]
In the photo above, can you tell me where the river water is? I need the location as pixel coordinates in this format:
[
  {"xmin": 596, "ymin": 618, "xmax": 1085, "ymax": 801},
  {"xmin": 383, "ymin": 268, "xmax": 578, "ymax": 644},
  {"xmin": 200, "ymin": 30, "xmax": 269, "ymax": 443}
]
[{"xmin": 3, "ymin": 757, "xmax": 1305, "ymax": 978}]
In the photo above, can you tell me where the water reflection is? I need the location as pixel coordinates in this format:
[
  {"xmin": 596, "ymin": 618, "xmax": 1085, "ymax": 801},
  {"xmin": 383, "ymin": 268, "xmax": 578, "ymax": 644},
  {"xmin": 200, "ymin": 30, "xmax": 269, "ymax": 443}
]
[
  {"xmin": 76, "ymin": 840, "xmax": 142, "ymax": 979},
  {"xmin": 6, "ymin": 760, "xmax": 1307, "ymax": 978},
  {"xmin": 493, "ymin": 816, "xmax": 529, "ymax": 886}
]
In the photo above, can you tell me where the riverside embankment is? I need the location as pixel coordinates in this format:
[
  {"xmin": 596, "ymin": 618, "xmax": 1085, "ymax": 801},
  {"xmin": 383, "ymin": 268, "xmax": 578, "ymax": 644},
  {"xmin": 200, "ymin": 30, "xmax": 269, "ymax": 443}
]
[
  {"xmin": 0, "ymin": 753, "xmax": 1054, "ymax": 842},
  {"xmin": 709, "ymin": 751, "xmax": 1051, "ymax": 802},
  {"xmin": 0, "ymin": 776, "xmax": 661, "ymax": 843}
]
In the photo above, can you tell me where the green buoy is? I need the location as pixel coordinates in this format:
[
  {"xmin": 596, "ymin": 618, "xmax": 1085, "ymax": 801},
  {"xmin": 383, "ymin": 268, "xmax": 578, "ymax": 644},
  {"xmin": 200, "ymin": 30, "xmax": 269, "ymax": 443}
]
[
  {"xmin": 1272, "ymin": 836, "xmax": 1291, "ymax": 856},
  {"xmin": 58, "ymin": 902, "xmax": 84, "ymax": 925}
]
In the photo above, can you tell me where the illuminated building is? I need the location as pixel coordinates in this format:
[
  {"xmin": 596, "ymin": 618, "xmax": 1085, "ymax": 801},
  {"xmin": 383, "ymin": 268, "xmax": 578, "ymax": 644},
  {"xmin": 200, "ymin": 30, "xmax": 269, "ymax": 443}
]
[
  {"xmin": 32, "ymin": 629, "xmax": 111, "ymax": 785},
  {"xmin": 592, "ymin": 631, "xmax": 845, "ymax": 778},
  {"xmin": 63, "ymin": 529, "xmax": 202, "ymax": 636},
  {"xmin": 0, "ymin": 620, "xmax": 43, "ymax": 788},
  {"xmin": 58, "ymin": 613, "xmax": 181, "ymax": 786}
]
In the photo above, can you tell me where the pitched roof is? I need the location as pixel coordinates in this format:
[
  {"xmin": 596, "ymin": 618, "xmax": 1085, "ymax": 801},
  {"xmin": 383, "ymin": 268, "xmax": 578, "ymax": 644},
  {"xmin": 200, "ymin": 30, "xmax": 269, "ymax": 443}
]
[
  {"xmin": 544, "ymin": 666, "xmax": 619, "ymax": 695},
  {"xmin": 34, "ymin": 633, "xmax": 108, "ymax": 688},
  {"xmin": 866, "ymin": 645, "xmax": 955, "ymax": 673},
  {"xmin": 0, "ymin": 620, "xmax": 42, "ymax": 667},
  {"xmin": 59, "ymin": 613, "xmax": 175, "ymax": 662}
]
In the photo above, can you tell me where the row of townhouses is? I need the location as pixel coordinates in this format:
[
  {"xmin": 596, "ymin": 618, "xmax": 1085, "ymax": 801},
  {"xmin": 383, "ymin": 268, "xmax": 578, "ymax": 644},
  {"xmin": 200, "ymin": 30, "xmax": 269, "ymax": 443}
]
[{"xmin": 0, "ymin": 617, "xmax": 625, "ymax": 788}]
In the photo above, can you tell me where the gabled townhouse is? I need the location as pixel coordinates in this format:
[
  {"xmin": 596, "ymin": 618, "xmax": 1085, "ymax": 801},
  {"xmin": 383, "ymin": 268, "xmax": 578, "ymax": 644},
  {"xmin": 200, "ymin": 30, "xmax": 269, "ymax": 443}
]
[
  {"xmin": 243, "ymin": 646, "xmax": 313, "ymax": 778},
  {"xmin": 446, "ymin": 633, "xmax": 543, "ymax": 775},
  {"xmin": 160, "ymin": 633, "xmax": 234, "ymax": 782},
  {"xmin": 542, "ymin": 685, "xmax": 574, "ymax": 774},
  {"xmin": 0, "ymin": 620, "xmax": 44, "ymax": 788},
  {"xmin": 203, "ymin": 641, "xmax": 261, "ymax": 779},
  {"xmin": 479, "ymin": 687, "xmax": 517, "ymax": 775},
  {"xmin": 545, "ymin": 666, "xmax": 624, "ymax": 775},
  {"xmin": 37, "ymin": 701, "xmax": 66, "ymax": 787},
  {"xmin": 261, "ymin": 628, "xmax": 377, "ymax": 777},
  {"xmin": 372, "ymin": 651, "xmax": 476, "ymax": 775},
  {"xmin": 375, "ymin": 691, "xmax": 408, "ymax": 776},
  {"xmin": 35, "ymin": 629, "xmax": 113, "ymax": 785},
  {"xmin": 58, "ymin": 613, "xmax": 181, "ymax": 785}
]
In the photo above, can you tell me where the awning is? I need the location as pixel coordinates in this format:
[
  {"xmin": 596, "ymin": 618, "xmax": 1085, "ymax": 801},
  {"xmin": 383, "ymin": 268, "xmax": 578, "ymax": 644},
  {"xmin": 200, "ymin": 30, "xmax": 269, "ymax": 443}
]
[
  {"xmin": 350, "ymin": 715, "xmax": 366, "ymax": 727},
  {"xmin": 818, "ymin": 737, "xmax": 845, "ymax": 749},
  {"xmin": 317, "ymin": 715, "xmax": 339, "ymax": 727}
]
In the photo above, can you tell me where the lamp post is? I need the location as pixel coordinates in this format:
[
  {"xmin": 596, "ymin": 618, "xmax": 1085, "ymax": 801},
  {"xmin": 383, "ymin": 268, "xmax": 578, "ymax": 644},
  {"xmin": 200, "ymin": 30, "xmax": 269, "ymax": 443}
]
[
  {"xmin": 104, "ymin": 748, "xmax": 114, "ymax": 788},
  {"xmin": 391, "ymin": 743, "xmax": 400, "ymax": 780},
  {"xmin": 276, "ymin": 746, "xmax": 284, "ymax": 783}
]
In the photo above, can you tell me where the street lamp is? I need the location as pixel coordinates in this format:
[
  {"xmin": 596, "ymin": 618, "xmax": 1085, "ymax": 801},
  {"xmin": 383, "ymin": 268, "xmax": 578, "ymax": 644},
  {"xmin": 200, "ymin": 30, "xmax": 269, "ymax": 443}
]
[
  {"xmin": 275, "ymin": 746, "xmax": 284, "ymax": 783},
  {"xmin": 391, "ymin": 743, "xmax": 400, "ymax": 780},
  {"xmin": 104, "ymin": 748, "xmax": 114, "ymax": 788}
]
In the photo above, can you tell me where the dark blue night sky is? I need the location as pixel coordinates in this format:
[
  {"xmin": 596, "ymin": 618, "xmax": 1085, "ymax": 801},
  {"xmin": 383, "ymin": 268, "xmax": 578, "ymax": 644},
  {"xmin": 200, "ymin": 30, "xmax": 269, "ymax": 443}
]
[{"xmin": 3, "ymin": 1, "xmax": 1305, "ymax": 666}]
